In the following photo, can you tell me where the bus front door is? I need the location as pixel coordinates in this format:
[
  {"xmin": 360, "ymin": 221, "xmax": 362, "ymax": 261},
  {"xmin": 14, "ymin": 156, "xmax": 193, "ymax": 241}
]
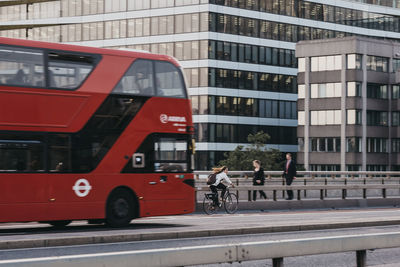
[{"xmin": 144, "ymin": 173, "xmax": 182, "ymax": 216}]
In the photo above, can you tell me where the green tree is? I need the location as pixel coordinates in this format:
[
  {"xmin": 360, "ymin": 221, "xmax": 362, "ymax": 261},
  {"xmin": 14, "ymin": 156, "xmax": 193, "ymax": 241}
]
[{"xmin": 218, "ymin": 131, "xmax": 284, "ymax": 171}]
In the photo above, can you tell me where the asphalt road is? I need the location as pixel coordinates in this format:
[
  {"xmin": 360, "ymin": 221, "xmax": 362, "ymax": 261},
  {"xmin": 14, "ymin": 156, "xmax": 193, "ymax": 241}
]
[
  {"xmin": 1, "ymin": 225, "xmax": 400, "ymax": 266},
  {"xmin": 2, "ymin": 208, "xmax": 400, "ymax": 266}
]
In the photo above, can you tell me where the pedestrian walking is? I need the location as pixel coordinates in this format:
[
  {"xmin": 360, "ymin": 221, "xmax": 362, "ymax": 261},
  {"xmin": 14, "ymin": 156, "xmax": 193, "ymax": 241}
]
[
  {"xmin": 252, "ymin": 160, "xmax": 267, "ymax": 201},
  {"xmin": 282, "ymin": 153, "xmax": 296, "ymax": 200}
]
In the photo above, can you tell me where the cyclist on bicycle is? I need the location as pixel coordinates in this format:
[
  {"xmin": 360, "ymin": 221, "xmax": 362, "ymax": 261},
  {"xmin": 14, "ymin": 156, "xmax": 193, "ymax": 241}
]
[{"xmin": 209, "ymin": 166, "xmax": 234, "ymax": 206}]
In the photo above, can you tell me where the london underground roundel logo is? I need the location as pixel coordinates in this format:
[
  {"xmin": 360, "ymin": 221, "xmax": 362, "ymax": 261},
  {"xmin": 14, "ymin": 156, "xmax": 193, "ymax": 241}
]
[
  {"xmin": 160, "ymin": 114, "xmax": 168, "ymax": 124},
  {"xmin": 72, "ymin": 178, "xmax": 92, "ymax": 197}
]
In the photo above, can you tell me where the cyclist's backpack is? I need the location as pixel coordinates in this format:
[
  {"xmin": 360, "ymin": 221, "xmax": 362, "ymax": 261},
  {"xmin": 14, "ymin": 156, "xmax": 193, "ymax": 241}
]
[{"xmin": 206, "ymin": 173, "xmax": 217, "ymax": 185}]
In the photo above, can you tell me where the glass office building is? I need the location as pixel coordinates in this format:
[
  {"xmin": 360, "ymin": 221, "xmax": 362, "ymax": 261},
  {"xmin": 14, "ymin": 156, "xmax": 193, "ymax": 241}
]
[{"xmin": 0, "ymin": 0, "xmax": 399, "ymax": 170}]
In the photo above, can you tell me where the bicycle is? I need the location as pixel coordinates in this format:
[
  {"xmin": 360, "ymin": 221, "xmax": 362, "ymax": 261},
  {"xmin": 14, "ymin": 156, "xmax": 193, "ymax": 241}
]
[{"xmin": 203, "ymin": 186, "xmax": 238, "ymax": 215}]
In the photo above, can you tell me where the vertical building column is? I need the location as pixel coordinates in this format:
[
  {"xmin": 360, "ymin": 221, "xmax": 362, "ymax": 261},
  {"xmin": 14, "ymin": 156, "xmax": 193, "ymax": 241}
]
[
  {"xmin": 341, "ymin": 54, "xmax": 346, "ymax": 171},
  {"xmin": 304, "ymin": 57, "xmax": 310, "ymax": 171},
  {"xmin": 362, "ymin": 54, "xmax": 367, "ymax": 171},
  {"xmin": 388, "ymin": 58, "xmax": 393, "ymax": 170}
]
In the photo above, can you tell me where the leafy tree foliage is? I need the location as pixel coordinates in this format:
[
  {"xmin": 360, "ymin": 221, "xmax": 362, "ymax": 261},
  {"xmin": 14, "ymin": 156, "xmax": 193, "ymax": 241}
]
[{"xmin": 218, "ymin": 131, "xmax": 285, "ymax": 171}]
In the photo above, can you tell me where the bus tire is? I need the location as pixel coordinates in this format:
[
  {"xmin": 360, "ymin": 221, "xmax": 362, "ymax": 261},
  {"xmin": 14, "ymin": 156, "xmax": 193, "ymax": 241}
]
[{"xmin": 106, "ymin": 188, "xmax": 136, "ymax": 227}]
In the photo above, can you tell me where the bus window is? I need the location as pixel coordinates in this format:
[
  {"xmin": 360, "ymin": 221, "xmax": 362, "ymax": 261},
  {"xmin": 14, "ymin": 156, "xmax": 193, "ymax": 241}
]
[
  {"xmin": 155, "ymin": 61, "xmax": 186, "ymax": 98},
  {"xmin": 47, "ymin": 52, "xmax": 95, "ymax": 89},
  {"xmin": 0, "ymin": 138, "xmax": 44, "ymax": 172},
  {"xmin": 48, "ymin": 134, "xmax": 71, "ymax": 172},
  {"xmin": 0, "ymin": 46, "xmax": 44, "ymax": 87},
  {"xmin": 113, "ymin": 59, "xmax": 155, "ymax": 96},
  {"xmin": 154, "ymin": 138, "xmax": 188, "ymax": 172}
]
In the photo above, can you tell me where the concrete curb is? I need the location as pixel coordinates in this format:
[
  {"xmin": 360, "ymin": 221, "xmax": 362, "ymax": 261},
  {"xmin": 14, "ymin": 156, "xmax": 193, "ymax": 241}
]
[
  {"xmin": 2, "ymin": 218, "xmax": 400, "ymax": 250},
  {"xmin": 196, "ymin": 198, "xmax": 400, "ymax": 211}
]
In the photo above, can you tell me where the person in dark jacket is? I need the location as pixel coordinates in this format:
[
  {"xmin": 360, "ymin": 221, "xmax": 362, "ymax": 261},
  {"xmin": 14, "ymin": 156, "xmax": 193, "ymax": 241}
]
[
  {"xmin": 282, "ymin": 153, "xmax": 296, "ymax": 200},
  {"xmin": 252, "ymin": 160, "xmax": 267, "ymax": 201}
]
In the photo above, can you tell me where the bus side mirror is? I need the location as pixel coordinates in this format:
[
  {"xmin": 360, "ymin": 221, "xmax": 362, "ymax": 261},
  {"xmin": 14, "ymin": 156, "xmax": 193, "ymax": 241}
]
[{"xmin": 132, "ymin": 153, "xmax": 145, "ymax": 168}]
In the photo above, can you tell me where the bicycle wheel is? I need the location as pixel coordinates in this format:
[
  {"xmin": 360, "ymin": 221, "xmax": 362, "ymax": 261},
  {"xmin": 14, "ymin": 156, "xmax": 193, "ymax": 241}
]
[
  {"xmin": 224, "ymin": 193, "xmax": 238, "ymax": 214},
  {"xmin": 203, "ymin": 194, "xmax": 217, "ymax": 215}
]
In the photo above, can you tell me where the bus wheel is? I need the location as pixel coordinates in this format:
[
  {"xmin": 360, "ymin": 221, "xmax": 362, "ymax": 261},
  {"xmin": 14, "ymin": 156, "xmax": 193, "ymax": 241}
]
[
  {"xmin": 106, "ymin": 188, "xmax": 135, "ymax": 227},
  {"xmin": 47, "ymin": 220, "xmax": 72, "ymax": 228}
]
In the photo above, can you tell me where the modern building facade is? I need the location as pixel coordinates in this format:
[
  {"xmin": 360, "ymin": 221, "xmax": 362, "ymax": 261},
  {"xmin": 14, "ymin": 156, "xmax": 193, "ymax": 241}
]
[
  {"xmin": 0, "ymin": 0, "xmax": 400, "ymax": 170},
  {"xmin": 297, "ymin": 36, "xmax": 400, "ymax": 171}
]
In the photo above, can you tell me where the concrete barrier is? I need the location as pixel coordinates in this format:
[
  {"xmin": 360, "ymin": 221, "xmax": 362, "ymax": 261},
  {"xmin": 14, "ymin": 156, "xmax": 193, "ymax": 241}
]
[{"xmin": 2, "ymin": 232, "xmax": 400, "ymax": 267}]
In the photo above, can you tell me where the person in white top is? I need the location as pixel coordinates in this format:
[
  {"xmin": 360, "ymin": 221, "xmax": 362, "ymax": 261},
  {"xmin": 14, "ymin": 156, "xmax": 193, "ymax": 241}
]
[{"xmin": 209, "ymin": 166, "xmax": 234, "ymax": 206}]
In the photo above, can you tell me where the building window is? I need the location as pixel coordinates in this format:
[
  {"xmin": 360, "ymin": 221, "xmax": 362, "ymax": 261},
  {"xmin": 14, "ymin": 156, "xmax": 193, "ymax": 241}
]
[
  {"xmin": 392, "ymin": 85, "xmax": 400, "ymax": 99},
  {"xmin": 310, "ymin": 83, "xmax": 341, "ymax": 98},
  {"xmin": 346, "ymin": 165, "xmax": 361, "ymax": 171},
  {"xmin": 393, "ymin": 59, "xmax": 400, "ymax": 72},
  {"xmin": 347, "ymin": 82, "xmax": 362, "ymax": 97},
  {"xmin": 311, "ymin": 55, "xmax": 341, "ymax": 72},
  {"xmin": 347, "ymin": 54, "xmax": 362, "ymax": 70},
  {"xmin": 367, "ymin": 138, "xmax": 388, "ymax": 153},
  {"xmin": 310, "ymin": 137, "xmax": 340, "ymax": 152},
  {"xmin": 367, "ymin": 110, "xmax": 388, "ymax": 126},
  {"xmin": 310, "ymin": 110, "xmax": 341, "ymax": 125},
  {"xmin": 194, "ymin": 123, "xmax": 296, "ymax": 144},
  {"xmin": 298, "ymin": 57, "xmax": 306, "ymax": 72},
  {"xmin": 392, "ymin": 139, "xmax": 400, "ymax": 153},
  {"xmin": 367, "ymin": 55, "xmax": 388, "ymax": 72},
  {"xmin": 367, "ymin": 83, "xmax": 388, "ymax": 99},
  {"xmin": 298, "ymin": 111, "xmax": 305, "ymax": 125},
  {"xmin": 346, "ymin": 137, "xmax": 362, "ymax": 152},
  {"xmin": 392, "ymin": 112, "xmax": 400, "ymax": 126},
  {"xmin": 298, "ymin": 84, "xmax": 305, "ymax": 99},
  {"xmin": 298, "ymin": 137, "xmax": 304, "ymax": 152},
  {"xmin": 310, "ymin": 165, "xmax": 340, "ymax": 171},
  {"xmin": 367, "ymin": 165, "xmax": 387, "ymax": 171},
  {"xmin": 347, "ymin": 109, "xmax": 362, "ymax": 125}
]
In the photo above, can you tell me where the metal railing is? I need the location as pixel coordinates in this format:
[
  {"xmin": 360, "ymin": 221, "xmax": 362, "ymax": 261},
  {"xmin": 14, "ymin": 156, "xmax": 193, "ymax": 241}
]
[
  {"xmin": 194, "ymin": 171, "xmax": 400, "ymax": 202},
  {"xmin": 3, "ymin": 232, "xmax": 400, "ymax": 267}
]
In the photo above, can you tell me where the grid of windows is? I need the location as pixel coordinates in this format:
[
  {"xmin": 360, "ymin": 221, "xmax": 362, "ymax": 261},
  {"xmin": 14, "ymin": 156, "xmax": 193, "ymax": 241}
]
[
  {"xmin": 210, "ymin": 0, "xmax": 400, "ymax": 32},
  {"xmin": 62, "ymin": 0, "xmax": 208, "ymax": 17},
  {"xmin": 208, "ymin": 68, "xmax": 297, "ymax": 93},
  {"xmin": 0, "ymin": 13, "xmax": 209, "ymax": 43},
  {"xmin": 209, "ymin": 13, "xmax": 350, "ymax": 43},
  {"xmin": 191, "ymin": 95, "xmax": 297, "ymax": 119},
  {"xmin": 310, "ymin": 137, "xmax": 341, "ymax": 152},
  {"xmin": 208, "ymin": 40, "xmax": 296, "ymax": 68},
  {"xmin": 194, "ymin": 123, "xmax": 296, "ymax": 144}
]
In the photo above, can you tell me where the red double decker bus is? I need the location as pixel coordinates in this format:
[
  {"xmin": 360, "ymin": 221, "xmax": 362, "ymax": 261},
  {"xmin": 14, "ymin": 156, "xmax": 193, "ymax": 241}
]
[{"xmin": 0, "ymin": 37, "xmax": 195, "ymax": 227}]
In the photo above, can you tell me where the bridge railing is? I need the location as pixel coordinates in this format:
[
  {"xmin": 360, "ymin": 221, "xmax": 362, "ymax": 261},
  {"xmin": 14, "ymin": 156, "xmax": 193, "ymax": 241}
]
[
  {"xmin": 194, "ymin": 171, "xmax": 400, "ymax": 202},
  {"xmin": 4, "ymin": 232, "xmax": 400, "ymax": 267}
]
